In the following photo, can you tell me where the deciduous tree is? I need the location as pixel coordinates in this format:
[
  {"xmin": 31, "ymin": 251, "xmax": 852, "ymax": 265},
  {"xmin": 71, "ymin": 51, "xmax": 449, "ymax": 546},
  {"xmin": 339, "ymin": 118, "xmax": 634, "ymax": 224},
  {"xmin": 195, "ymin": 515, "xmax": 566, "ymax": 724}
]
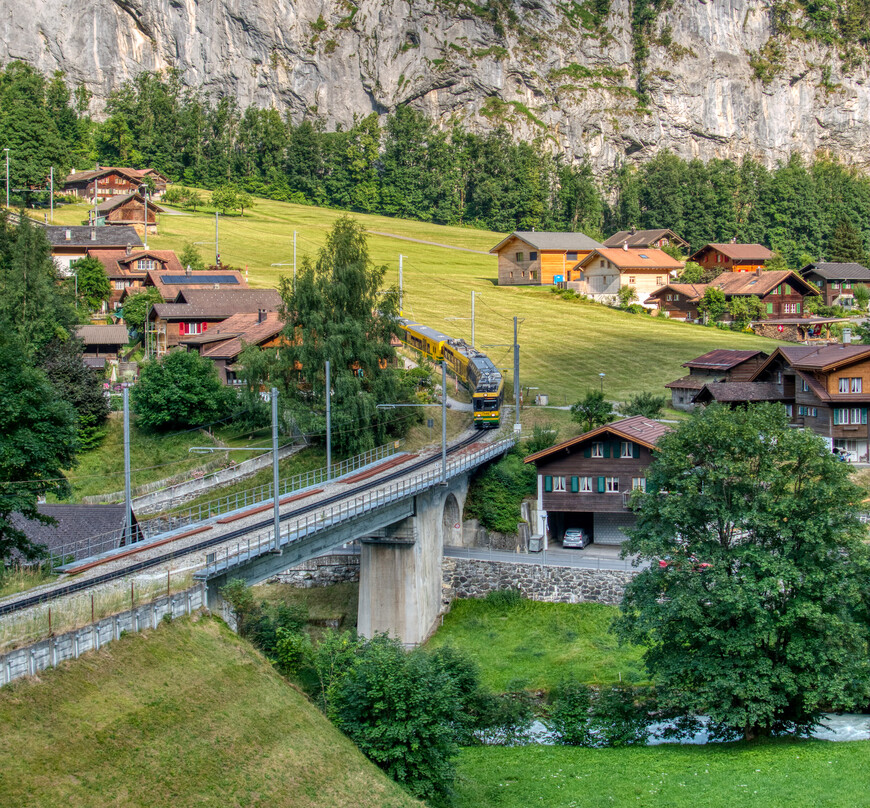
[
  {"xmin": 70, "ymin": 255, "xmax": 111, "ymax": 312},
  {"xmin": 697, "ymin": 286, "xmax": 727, "ymax": 323},
  {"xmin": 570, "ymin": 390, "xmax": 614, "ymax": 432},
  {"xmin": 122, "ymin": 287, "xmax": 163, "ymax": 335}
]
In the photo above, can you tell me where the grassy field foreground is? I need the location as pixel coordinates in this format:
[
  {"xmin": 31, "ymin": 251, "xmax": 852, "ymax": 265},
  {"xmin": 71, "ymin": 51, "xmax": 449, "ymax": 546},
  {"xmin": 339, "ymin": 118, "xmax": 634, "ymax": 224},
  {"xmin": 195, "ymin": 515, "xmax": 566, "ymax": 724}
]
[
  {"xmin": 454, "ymin": 742, "xmax": 868, "ymax": 808},
  {"xmin": 0, "ymin": 616, "xmax": 420, "ymax": 808}
]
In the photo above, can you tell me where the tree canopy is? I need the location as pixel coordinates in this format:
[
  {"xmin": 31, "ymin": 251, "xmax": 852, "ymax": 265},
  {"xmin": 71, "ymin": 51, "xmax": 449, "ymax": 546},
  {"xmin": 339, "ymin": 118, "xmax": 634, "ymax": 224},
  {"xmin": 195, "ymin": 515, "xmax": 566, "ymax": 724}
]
[
  {"xmin": 570, "ymin": 390, "xmax": 614, "ymax": 432},
  {"xmin": 122, "ymin": 287, "xmax": 163, "ymax": 335},
  {"xmin": 70, "ymin": 255, "xmax": 111, "ymax": 312},
  {"xmin": 615, "ymin": 403, "xmax": 870, "ymax": 740}
]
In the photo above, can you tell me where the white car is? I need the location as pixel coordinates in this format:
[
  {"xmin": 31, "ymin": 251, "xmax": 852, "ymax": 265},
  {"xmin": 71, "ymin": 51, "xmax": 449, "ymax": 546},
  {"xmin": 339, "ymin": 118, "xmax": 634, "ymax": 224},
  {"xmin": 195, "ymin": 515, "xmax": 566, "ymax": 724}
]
[{"xmin": 562, "ymin": 528, "xmax": 590, "ymax": 549}]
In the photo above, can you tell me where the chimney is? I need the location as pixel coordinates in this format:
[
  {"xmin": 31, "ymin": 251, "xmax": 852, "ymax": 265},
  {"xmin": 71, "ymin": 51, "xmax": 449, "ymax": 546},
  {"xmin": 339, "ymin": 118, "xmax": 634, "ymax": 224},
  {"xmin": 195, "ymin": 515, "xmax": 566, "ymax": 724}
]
[
  {"xmin": 630, "ymin": 227, "xmax": 636, "ymax": 235},
  {"xmin": 185, "ymin": 264, "xmax": 192, "ymax": 276},
  {"xmin": 258, "ymin": 308, "xmax": 266, "ymax": 324},
  {"xmin": 125, "ymin": 242, "xmax": 132, "ymax": 257},
  {"xmin": 731, "ymin": 236, "xmax": 737, "ymax": 244},
  {"xmin": 843, "ymin": 328, "xmax": 852, "ymax": 345},
  {"xmin": 64, "ymin": 229, "xmax": 71, "ymax": 241},
  {"xmin": 623, "ymin": 242, "xmax": 628, "ymax": 251},
  {"xmin": 90, "ymin": 228, "xmax": 96, "ymax": 241}
]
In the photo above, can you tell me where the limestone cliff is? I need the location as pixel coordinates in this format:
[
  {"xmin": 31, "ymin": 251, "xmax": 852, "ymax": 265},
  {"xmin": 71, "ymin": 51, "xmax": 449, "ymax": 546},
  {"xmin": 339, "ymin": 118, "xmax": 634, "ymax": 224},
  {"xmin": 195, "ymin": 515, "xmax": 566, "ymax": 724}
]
[{"xmin": 3, "ymin": 0, "xmax": 869, "ymax": 172}]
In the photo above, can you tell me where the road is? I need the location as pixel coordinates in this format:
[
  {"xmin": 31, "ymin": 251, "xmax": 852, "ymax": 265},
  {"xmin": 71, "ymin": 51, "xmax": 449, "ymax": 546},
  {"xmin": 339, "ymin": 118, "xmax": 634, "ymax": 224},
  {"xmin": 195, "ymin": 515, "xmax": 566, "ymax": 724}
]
[{"xmin": 444, "ymin": 544, "xmax": 645, "ymax": 571}]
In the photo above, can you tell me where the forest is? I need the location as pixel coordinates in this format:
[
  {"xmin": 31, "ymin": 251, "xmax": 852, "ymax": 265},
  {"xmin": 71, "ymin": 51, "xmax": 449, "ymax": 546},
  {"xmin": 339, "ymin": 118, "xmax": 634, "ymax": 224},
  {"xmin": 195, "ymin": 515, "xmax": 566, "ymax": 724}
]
[{"xmin": 3, "ymin": 60, "xmax": 870, "ymax": 265}]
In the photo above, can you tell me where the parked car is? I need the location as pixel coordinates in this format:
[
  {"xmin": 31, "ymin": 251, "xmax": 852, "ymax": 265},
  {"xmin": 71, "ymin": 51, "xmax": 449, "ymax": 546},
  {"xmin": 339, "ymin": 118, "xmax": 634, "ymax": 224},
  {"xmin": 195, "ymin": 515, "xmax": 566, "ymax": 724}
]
[{"xmin": 562, "ymin": 527, "xmax": 590, "ymax": 549}]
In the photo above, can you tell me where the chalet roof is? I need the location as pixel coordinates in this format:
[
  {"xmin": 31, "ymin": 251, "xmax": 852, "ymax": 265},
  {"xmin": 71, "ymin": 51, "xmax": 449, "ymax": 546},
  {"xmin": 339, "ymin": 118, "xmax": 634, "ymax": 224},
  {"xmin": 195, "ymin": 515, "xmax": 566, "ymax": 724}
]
[
  {"xmin": 708, "ymin": 270, "xmax": 818, "ymax": 297},
  {"xmin": 690, "ymin": 243, "xmax": 774, "ymax": 262},
  {"xmin": 769, "ymin": 344, "xmax": 870, "ymax": 372},
  {"xmin": 88, "ymin": 248, "xmax": 180, "ymax": 278},
  {"xmin": 664, "ymin": 375, "xmax": 708, "ymax": 390},
  {"xmin": 644, "ymin": 282, "xmax": 708, "ymax": 303},
  {"xmin": 10, "ymin": 504, "xmax": 136, "ymax": 557},
  {"xmin": 63, "ymin": 166, "xmax": 168, "ymax": 185},
  {"xmin": 693, "ymin": 382, "xmax": 783, "ymax": 404},
  {"xmin": 151, "ymin": 289, "xmax": 282, "ymax": 320},
  {"xmin": 683, "ymin": 349, "xmax": 768, "ymax": 371},
  {"xmin": 579, "ymin": 248, "xmax": 684, "ymax": 271},
  {"xmin": 74, "ymin": 324, "xmax": 129, "ymax": 346},
  {"xmin": 44, "ymin": 225, "xmax": 143, "ymax": 249},
  {"xmin": 490, "ymin": 231, "xmax": 603, "ymax": 253},
  {"xmin": 524, "ymin": 415, "xmax": 672, "ymax": 464},
  {"xmin": 96, "ymin": 192, "xmax": 164, "ymax": 214},
  {"xmin": 800, "ymin": 262, "xmax": 870, "ymax": 281},
  {"xmin": 603, "ymin": 229, "xmax": 688, "ymax": 249},
  {"xmin": 144, "ymin": 268, "xmax": 247, "ymax": 297},
  {"xmin": 181, "ymin": 312, "xmax": 284, "ymax": 360}
]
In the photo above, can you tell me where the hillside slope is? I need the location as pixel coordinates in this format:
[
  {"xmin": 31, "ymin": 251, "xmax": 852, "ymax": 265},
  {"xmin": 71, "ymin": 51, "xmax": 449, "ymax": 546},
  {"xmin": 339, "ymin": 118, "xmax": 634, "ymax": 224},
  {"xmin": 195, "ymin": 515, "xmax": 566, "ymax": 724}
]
[
  {"xmin": 4, "ymin": 0, "xmax": 870, "ymax": 172},
  {"xmin": 0, "ymin": 616, "xmax": 421, "ymax": 808}
]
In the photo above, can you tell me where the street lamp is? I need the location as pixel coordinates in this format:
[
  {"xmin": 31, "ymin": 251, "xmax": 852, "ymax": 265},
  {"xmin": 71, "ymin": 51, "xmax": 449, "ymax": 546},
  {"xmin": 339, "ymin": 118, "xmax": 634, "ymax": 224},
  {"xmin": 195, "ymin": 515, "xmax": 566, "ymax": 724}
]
[
  {"xmin": 378, "ymin": 361, "xmax": 449, "ymax": 483},
  {"xmin": 599, "ymin": 373, "xmax": 606, "ymax": 393}
]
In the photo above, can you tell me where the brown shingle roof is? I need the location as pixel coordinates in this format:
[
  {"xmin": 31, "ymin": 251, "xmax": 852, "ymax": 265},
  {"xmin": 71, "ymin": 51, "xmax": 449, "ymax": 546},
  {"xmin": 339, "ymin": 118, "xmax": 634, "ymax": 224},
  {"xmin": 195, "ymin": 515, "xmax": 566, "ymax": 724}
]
[
  {"xmin": 691, "ymin": 243, "xmax": 774, "ymax": 262},
  {"xmin": 524, "ymin": 415, "xmax": 672, "ymax": 464},
  {"xmin": 195, "ymin": 312, "xmax": 285, "ymax": 360},
  {"xmin": 603, "ymin": 229, "xmax": 688, "ymax": 249},
  {"xmin": 683, "ymin": 349, "xmax": 768, "ymax": 370},
  {"xmin": 88, "ymin": 249, "xmax": 178, "ymax": 278},
  {"xmin": 490, "ymin": 231, "xmax": 604, "ymax": 253},
  {"xmin": 151, "ymin": 289, "xmax": 282, "ymax": 320},
  {"xmin": 645, "ymin": 283, "xmax": 708, "ymax": 303},
  {"xmin": 693, "ymin": 382, "xmax": 783, "ymax": 403},
  {"xmin": 579, "ymin": 248, "xmax": 684, "ymax": 271},
  {"xmin": 74, "ymin": 324, "xmax": 129, "ymax": 346},
  {"xmin": 96, "ymin": 192, "xmax": 164, "ymax": 214},
  {"xmin": 44, "ymin": 225, "xmax": 143, "ymax": 249},
  {"xmin": 664, "ymin": 375, "xmax": 708, "ymax": 390},
  {"xmin": 708, "ymin": 270, "xmax": 818, "ymax": 297}
]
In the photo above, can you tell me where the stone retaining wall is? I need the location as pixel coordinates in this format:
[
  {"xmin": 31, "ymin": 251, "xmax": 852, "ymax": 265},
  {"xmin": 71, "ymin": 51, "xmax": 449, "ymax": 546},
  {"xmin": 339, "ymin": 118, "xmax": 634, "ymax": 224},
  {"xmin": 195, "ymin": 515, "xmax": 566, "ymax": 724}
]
[
  {"xmin": 442, "ymin": 557, "xmax": 638, "ymax": 606},
  {"xmin": 271, "ymin": 553, "xmax": 361, "ymax": 587}
]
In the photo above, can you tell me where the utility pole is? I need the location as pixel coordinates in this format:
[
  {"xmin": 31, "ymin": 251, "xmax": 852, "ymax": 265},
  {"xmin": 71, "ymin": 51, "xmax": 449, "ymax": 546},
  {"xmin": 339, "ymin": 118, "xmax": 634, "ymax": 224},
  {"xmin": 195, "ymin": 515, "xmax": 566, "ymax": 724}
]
[
  {"xmin": 471, "ymin": 291, "xmax": 476, "ymax": 348},
  {"xmin": 3, "ymin": 148, "xmax": 8, "ymax": 208},
  {"xmin": 50, "ymin": 167, "xmax": 54, "ymax": 222},
  {"xmin": 215, "ymin": 212, "xmax": 220, "ymax": 266},
  {"xmin": 441, "ymin": 360, "xmax": 447, "ymax": 483},
  {"xmin": 325, "ymin": 360, "xmax": 332, "ymax": 480},
  {"xmin": 271, "ymin": 387, "xmax": 281, "ymax": 551},
  {"xmin": 398, "ymin": 254, "xmax": 404, "ymax": 311},
  {"xmin": 123, "ymin": 387, "xmax": 133, "ymax": 546},
  {"xmin": 142, "ymin": 187, "xmax": 149, "ymax": 249},
  {"xmin": 293, "ymin": 230, "xmax": 297, "ymax": 292},
  {"xmin": 514, "ymin": 316, "xmax": 521, "ymax": 432}
]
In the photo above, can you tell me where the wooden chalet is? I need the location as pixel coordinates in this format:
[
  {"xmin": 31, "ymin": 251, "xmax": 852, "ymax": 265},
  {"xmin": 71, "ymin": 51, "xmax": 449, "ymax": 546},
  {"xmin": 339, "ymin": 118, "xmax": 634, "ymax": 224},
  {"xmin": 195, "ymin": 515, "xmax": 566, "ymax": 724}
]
[
  {"xmin": 147, "ymin": 288, "xmax": 283, "ymax": 352},
  {"xmin": 74, "ymin": 324, "xmax": 129, "ymax": 362},
  {"xmin": 179, "ymin": 310, "xmax": 285, "ymax": 384},
  {"xmin": 88, "ymin": 247, "xmax": 184, "ymax": 310},
  {"xmin": 524, "ymin": 416, "xmax": 671, "ymax": 546},
  {"xmin": 664, "ymin": 349, "xmax": 769, "ymax": 411},
  {"xmin": 63, "ymin": 166, "xmax": 169, "ymax": 200},
  {"xmin": 571, "ymin": 248, "xmax": 684, "ymax": 305},
  {"xmin": 44, "ymin": 225, "xmax": 143, "ymax": 272},
  {"xmin": 90, "ymin": 192, "xmax": 164, "ymax": 233},
  {"xmin": 689, "ymin": 243, "xmax": 774, "ymax": 273},
  {"xmin": 799, "ymin": 262, "xmax": 870, "ymax": 308},
  {"xmin": 692, "ymin": 342, "xmax": 870, "ymax": 463},
  {"xmin": 603, "ymin": 228, "xmax": 689, "ymax": 252},
  {"xmin": 123, "ymin": 266, "xmax": 248, "ymax": 304},
  {"xmin": 491, "ymin": 231, "xmax": 603, "ymax": 286}
]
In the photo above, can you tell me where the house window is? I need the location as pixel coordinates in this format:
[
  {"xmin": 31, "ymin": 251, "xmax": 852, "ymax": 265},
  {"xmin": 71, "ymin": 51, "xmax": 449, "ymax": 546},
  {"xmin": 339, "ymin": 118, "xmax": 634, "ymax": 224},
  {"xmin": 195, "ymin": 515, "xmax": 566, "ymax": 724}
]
[
  {"xmin": 632, "ymin": 478, "xmax": 646, "ymax": 492},
  {"xmin": 673, "ymin": 294, "xmax": 680, "ymax": 301},
  {"xmin": 530, "ymin": 271, "xmax": 537, "ymax": 280},
  {"xmin": 591, "ymin": 442, "xmax": 604, "ymax": 458},
  {"xmin": 620, "ymin": 441, "xmax": 633, "ymax": 458},
  {"xmin": 832, "ymin": 282, "xmax": 841, "ymax": 290},
  {"xmin": 834, "ymin": 408, "xmax": 868, "ymax": 425},
  {"xmin": 114, "ymin": 280, "xmax": 125, "ymax": 290},
  {"xmin": 516, "ymin": 252, "xmax": 524, "ymax": 262},
  {"xmin": 138, "ymin": 259, "xmax": 156, "ymax": 271},
  {"xmin": 839, "ymin": 377, "xmax": 850, "ymax": 393},
  {"xmin": 552, "ymin": 476, "xmax": 566, "ymax": 492},
  {"xmin": 530, "ymin": 251, "xmax": 538, "ymax": 261},
  {"xmin": 852, "ymin": 408, "xmax": 862, "ymax": 424},
  {"xmin": 800, "ymin": 379, "xmax": 810, "ymax": 392},
  {"xmin": 566, "ymin": 251, "xmax": 577, "ymax": 260},
  {"xmin": 605, "ymin": 477, "xmax": 620, "ymax": 493},
  {"xmin": 579, "ymin": 477, "xmax": 593, "ymax": 492},
  {"xmin": 798, "ymin": 406, "xmax": 818, "ymax": 417},
  {"xmin": 845, "ymin": 282, "xmax": 852, "ymax": 289},
  {"xmin": 784, "ymin": 302, "xmax": 799, "ymax": 314},
  {"xmin": 666, "ymin": 294, "xmax": 672, "ymax": 301},
  {"xmin": 785, "ymin": 404, "xmax": 794, "ymax": 417},
  {"xmin": 853, "ymin": 378, "xmax": 863, "ymax": 393},
  {"xmin": 656, "ymin": 277, "xmax": 662, "ymax": 286},
  {"xmin": 630, "ymin": 276, "xmax": 637, "ymax": 285}
]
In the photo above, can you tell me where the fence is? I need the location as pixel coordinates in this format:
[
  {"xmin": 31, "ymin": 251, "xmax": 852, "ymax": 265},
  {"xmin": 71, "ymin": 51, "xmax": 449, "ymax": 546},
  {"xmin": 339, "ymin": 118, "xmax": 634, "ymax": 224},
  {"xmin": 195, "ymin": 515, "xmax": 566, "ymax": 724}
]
[
  {"xmin": 199, "ymin": 437, "xmax": 516, "ymax": 579},
  {"xmin": 0, "ymin": 583, "xmax": 206, "ymax": 688},
  {"xmin": 43, "ymin": 441, "xmax": 401, "ymax": 570}
]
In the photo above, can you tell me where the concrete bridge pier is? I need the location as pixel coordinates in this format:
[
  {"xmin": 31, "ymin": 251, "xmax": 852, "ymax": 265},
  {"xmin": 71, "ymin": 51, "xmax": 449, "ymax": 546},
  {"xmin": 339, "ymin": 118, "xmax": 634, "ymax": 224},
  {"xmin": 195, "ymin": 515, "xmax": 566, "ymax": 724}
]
[{"xmin": 357, "ymin": 474, "xmax": 467, "ymax": 646}]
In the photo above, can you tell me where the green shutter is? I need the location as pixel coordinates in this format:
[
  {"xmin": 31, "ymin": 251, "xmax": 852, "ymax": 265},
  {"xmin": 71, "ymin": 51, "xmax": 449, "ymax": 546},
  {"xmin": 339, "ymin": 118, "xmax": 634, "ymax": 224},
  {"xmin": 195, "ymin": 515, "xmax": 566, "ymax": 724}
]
[
  {"xmin": 544, "ymin": 476, "xmax": 553, "ymax": 492},
  {"xmin": 597, "ymin": 476, "xmax": 605, "ymax": 493},
  {"xmin": 633, "ymin": 442, "xmax": 640, "ymax": 459},
  {"xmin": 833, "ymin": 409, "xmax": 840, "ymax": 426},
  {"xmin": 766, "ymin": 303, "xmax": 774, "ymax": 314},
  {"xmin": 603, "ymin": 442, "xmax": 611, "ymax": 458},
  {"xmin": 863, "ymin": 409, "xmax": 867, "ymax": 425},
  {"xmin": 570, "ymin": 476, "xmax": 579, "ymax": 493},
  {"xmin": 583, "ymin": 445, "xmax": 591, "ymax": 458}
]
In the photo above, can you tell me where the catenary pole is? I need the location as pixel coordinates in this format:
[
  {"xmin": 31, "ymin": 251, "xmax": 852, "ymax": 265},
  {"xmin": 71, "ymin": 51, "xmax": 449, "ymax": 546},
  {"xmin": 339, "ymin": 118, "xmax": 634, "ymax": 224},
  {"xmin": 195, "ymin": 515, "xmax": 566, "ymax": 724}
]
[
  {"xmin": 215, "ymin": 212, "xmax": 220, "ymax": 265},
  {"xmin": 50, "ymin": 167, "xmax": 54, "ymax": 222},
  {"xmin": 442, "ymin": 361, "xmax": 447, "ymax": 483},
  {"xmin": 399, "ymin": 254, "xmax": 404, "ymax": 311},
  {"xmin": 123, "ymin": 387, "xmax": 133, "ymax": 546},
  {"xmin": 293, "ymin": 230, "xmax": 297, "ymax": 292},
  {"xmin": 514, "ymin": 316, "xmax": 520, "ymax": 431},
  {"xmin": 4, "ymin": 148, "xmax": 8, "ymax": 208},
  {"xmin": 326, "ymin": 361, "xmax": 332, "ymax": 480},
  {"xmin": 271, "ymin": 387, "xmax": 281, "ymax": 551}
]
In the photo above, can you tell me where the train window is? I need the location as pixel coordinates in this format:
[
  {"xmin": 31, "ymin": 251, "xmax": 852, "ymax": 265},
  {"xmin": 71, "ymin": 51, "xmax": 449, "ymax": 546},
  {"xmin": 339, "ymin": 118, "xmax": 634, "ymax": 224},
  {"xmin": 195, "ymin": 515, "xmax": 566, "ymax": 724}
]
[{"xmin": 484, "ymin": 398, "xmax": 498, "ymax": 409}]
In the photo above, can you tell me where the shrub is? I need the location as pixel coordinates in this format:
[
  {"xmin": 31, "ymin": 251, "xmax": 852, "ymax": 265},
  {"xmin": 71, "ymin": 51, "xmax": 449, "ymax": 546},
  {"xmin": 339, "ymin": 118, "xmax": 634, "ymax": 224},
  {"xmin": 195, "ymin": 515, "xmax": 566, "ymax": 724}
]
[
  {"xmin": 484, "ymin": 587, "xmax": 525, "ymax": 609},
  {"xmin": 473, "ymin": 689, "xmax": 534, "ymax": 745},
  {"xmin": 623, "ymin": 391, "xmax": 667, "ymax": 419},
  {"xmin": 525, "ymin": 424, "xmax": 558, "ymax": 454},
  {"xmin": 550, "ymin": 681, "xmax": 594, "ymax": 746},
  {"xmin": 592, "ymin": 684, "xmax": 653, "ymax": 747},
  {"xmin": 464, "ymin": 448, "xmax": 536, "ymax": 534}
]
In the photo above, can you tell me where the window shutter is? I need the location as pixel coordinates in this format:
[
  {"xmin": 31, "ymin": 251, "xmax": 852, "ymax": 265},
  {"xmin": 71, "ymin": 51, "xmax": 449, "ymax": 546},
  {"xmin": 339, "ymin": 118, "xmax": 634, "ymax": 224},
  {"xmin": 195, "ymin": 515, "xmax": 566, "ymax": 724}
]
[
  {"xmin": 766, "ymin": 303, "xmax": 773, "ymax": 314},
  {"xmin": 544, "ymin": 476, "xmax": 553, "ymax": 493},
  {"xmin": 583, "ymin": 445, "xmax": 591, "ymax": 458},
  {"xmin": 834, "ymin": 409, "xmax": 839, "ymax": 426},
  {"xmin": 633, "ymin": 443, "xmax": 640, "ymax": 459},
  {"xmin": 863, "ymin": 409, "xmax": 868, "ymax": 425},
  {"xmin": 597, "ymin": 476, "xmax": 605, "ymax": 493},
  {"xmin": 570, "ymin": 476, "xmax": 579, "ymax": 493},
  {"xmin": 603, "ymin": 442, "xmax": 611, "ymax": 458},
  {"xmin": 796, "ymin": 303, "xmax": 800, "ymax": 313}
]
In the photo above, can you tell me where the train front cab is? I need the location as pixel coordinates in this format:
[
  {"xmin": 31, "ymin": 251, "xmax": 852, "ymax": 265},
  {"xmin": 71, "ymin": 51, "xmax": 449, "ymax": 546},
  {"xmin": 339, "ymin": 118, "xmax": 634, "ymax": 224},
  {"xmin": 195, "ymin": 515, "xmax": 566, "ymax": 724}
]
[{"xmin": 473, "ymin": 390, "xmax": 502, "ymax": 429}]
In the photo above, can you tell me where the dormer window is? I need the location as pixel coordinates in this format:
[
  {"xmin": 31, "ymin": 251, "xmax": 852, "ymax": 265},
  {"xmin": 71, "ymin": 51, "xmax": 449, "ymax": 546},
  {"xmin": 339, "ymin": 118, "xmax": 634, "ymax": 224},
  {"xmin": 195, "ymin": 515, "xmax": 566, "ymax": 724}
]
[{"xmin": 138, "ymin": 259, "xmax": 156, "ymax": 271}]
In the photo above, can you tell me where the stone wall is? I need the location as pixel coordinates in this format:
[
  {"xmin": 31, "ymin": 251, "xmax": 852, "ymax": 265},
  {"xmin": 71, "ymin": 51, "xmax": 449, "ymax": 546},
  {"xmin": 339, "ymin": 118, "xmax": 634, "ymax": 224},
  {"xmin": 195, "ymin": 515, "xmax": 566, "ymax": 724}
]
[
  {"xmin": 271, "ymin": 553, "xmax": 360, "ymax": 587},
  {"xmin": 442, "ymin": 557, "xmax": 638, "ymax": 607}
]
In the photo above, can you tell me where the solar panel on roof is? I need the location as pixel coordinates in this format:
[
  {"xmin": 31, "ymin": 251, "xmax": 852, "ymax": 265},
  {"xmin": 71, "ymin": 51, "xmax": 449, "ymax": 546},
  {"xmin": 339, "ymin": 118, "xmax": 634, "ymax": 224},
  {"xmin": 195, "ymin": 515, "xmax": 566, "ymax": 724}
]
[{"xmin": 160, "ymin": 275, "xmax": 240, "ymax": 285}]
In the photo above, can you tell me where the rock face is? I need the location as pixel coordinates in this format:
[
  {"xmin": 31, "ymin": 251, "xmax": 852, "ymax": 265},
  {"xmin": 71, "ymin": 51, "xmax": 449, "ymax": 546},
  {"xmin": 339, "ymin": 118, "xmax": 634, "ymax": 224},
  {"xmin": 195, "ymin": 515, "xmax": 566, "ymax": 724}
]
[{"xmin": 4, "ymin": 0, "xmax": 870, "ymax": 171}]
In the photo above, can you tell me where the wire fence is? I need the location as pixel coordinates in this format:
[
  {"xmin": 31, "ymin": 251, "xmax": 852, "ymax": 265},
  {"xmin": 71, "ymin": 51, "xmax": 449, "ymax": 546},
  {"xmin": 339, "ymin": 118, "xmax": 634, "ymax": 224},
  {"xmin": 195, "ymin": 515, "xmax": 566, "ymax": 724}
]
[
  {"xmin": 199, "ymin": 438, "xmax": 516, "ymax": 579},
  {"xmin": 42, "ymin": 442, "xmax": 401, "ymax": 570}
]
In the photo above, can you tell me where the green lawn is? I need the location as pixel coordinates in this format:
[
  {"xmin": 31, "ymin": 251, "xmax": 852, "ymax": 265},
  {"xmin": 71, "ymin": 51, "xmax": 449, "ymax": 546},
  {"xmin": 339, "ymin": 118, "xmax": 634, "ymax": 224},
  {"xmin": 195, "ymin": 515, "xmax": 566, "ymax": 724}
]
[
  {"xmin": 44, "ymin": 197, "xmax": 783, "ymax": 402},
  {"xmin": 454, "ymin": 742, "xmax": 870, "ymax": 807},
  {"xmin": 427, "ymin": 598, "xmax": 645, "ymax": 692},
  {"xmin": 0, "ymin": 616, "xmax": 421, "ymax": 808}
]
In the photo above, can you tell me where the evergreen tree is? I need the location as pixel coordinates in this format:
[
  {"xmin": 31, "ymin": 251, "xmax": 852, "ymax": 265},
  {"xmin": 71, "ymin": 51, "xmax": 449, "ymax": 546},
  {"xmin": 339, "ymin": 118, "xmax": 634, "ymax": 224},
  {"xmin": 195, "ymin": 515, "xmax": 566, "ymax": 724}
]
[{"xmin": 828, "ymin": 218, "xmax": 869, "ymax": 264}]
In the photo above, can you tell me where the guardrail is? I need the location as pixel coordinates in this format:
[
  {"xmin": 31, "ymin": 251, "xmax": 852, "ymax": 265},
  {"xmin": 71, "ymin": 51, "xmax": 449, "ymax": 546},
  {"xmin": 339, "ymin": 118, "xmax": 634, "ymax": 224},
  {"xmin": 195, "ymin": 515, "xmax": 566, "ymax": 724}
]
[
  {"xmin": 198, "ymin": 437, "xmax": 515, "ymax": 579},
  {"xmin": 41, "ymin": 442, "xmax": 401, "ymax": 570}
]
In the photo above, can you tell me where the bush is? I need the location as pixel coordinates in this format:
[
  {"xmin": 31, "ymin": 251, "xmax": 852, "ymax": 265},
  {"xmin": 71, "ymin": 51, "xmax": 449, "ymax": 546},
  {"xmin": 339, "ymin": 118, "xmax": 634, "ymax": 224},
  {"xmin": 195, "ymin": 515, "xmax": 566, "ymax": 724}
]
[
  {"xmin": 484, "ymin": 587, "xmax": 525, "ymax": 609},
  {"xmin": 550, "ymin": 681, "xmax": 594, "ymax": 746},
  {"xmin": 525, "ymin": 424, "xmax": 558, "ymax": 454},
  {"xmin": 473, "ymin": 689, "xmax": 534, "ymax": 745},
  {"xmin": 464, "ymin": 448, "xmax": 536, "ymax": 534},
  {"xmin": 549, "ymin": 682, "xmax": 653, "ymax": 747},
  {"xmin": 623, "ymin": 391, "xmax": 667, "ymax": 419}
]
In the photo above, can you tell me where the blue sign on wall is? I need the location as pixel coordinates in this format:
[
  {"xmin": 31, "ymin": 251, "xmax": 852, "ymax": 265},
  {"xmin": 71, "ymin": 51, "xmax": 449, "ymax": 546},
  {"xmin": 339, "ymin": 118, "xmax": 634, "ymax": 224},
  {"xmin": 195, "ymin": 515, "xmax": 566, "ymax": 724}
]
[{"xmin": 554, "ymin": 274, "xmax": 564, "ymax": 283}]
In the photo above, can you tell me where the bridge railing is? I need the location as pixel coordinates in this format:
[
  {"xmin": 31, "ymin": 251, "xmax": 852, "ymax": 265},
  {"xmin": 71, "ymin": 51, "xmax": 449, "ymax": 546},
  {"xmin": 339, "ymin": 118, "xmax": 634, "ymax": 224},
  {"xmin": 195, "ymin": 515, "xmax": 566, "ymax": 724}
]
[
  {"xmin": 44, "ymin": 442, "xmax": 400, "ymax": 570},
  {"xmin": 199, "ymin": 437, "xmax": 515, "ymax": 579}
]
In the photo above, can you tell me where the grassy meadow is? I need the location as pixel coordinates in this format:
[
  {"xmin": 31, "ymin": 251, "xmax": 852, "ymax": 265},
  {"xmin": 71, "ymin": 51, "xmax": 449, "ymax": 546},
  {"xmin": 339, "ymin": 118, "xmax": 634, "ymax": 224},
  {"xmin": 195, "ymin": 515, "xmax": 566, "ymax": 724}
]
[
  {"xmin": 427, "ymin": 598, "xmax": 645, "ymax": 692},
  {"xmin": 0, "ymin": 616, "xmax": 421, "ymax": 808},
  {"xmin": 44, "ymin": 196, "xmax": 783, "ymax": 402},
  {"xmin": 454, "ymin": 742, "xmax": 869, "ymax": 808}
]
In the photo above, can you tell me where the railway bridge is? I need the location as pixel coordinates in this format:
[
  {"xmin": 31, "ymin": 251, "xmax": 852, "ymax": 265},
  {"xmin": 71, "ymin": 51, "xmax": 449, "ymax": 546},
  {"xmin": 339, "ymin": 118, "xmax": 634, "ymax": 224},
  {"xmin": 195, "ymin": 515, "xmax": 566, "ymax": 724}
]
[{"xmin": 196, "ymin": 437, "xmax": 511, "ymax": 645}]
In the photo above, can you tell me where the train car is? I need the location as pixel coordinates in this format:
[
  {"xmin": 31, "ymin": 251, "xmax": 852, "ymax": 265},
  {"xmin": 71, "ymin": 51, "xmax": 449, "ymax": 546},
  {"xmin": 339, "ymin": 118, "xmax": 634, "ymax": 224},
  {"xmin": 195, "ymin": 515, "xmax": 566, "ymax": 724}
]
[
  {"xmin": 468, "ymin": 353, "xmax": 504, "ymax": 429},
  {"xmin": 397, "ymin": 319, "xmax": 449, "ymax": 362}
]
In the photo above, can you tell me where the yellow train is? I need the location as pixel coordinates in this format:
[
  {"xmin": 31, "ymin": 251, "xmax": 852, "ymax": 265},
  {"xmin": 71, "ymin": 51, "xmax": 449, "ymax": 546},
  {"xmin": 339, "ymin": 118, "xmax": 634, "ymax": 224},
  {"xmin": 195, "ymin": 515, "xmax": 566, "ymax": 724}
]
[{"xmin": 397, "ymin": 318, "xmax": 504, "ymax": 429}]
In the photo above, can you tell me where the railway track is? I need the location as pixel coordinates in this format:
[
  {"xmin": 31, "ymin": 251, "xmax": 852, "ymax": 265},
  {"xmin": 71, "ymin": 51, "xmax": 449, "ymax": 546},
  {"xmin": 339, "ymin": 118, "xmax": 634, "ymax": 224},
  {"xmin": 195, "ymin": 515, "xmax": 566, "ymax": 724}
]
[{"xmin": 0, "ymin": 432, "xmax": 488, "ymax": 617}]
